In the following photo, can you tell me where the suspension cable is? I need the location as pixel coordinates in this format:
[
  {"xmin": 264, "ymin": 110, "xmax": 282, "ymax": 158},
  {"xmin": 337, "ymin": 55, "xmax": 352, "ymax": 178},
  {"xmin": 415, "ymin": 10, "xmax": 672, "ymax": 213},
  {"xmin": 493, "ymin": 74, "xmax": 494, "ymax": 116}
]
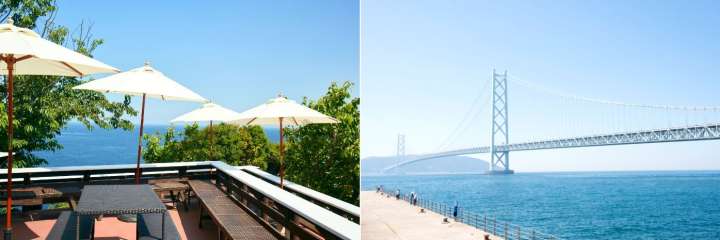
[
  {"xmin": 434, "ymin": 78, "xmax": 492, "ymax": 151},
  {"xmin": 507, "ymin": 74, "xmax": 720, "ymax": 111}
]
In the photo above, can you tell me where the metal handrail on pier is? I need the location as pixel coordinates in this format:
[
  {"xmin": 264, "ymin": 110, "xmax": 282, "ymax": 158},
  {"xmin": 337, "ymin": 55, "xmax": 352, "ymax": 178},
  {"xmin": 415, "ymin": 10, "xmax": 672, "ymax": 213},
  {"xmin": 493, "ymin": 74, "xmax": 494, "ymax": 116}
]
[{"xmin": 379, "ymin": 189, "xmax": 561, "ymax": 240}]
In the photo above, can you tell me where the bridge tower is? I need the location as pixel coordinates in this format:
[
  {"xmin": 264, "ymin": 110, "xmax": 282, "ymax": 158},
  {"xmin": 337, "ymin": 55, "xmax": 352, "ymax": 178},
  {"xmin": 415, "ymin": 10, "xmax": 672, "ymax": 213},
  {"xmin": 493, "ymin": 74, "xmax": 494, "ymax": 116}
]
[{"xmin": 490, "ymin": 70, "xmax": 514, "ymax": 174}]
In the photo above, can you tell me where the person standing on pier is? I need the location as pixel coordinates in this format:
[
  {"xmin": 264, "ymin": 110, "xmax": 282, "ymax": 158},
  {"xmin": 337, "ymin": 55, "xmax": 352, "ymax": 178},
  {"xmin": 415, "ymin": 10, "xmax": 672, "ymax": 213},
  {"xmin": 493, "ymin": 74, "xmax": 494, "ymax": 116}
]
[{"xmin": 453, "ymin": 201, "xmax": 459, "ymax": 221}]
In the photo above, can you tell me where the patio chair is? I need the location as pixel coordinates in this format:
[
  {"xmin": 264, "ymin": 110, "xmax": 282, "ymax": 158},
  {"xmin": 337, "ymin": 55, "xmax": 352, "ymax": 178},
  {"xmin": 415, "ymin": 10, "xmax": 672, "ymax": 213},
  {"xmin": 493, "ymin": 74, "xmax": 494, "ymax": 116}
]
[
  {"xmin": 137, "ymin": 211, "xmax": 181, "ymax": 240},
  {"xmin": 46, "ymin": 211, "xmax": 94, "ymax": 240}
]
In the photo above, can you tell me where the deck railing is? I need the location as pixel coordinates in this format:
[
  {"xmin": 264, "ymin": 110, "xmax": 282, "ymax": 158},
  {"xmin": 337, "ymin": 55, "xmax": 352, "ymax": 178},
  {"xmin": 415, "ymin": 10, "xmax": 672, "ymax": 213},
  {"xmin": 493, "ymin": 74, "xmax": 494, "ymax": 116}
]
[
  {"xmin": 380, "ymin": 189, "xmax": 561, "ymax": 240},
  {"xmin": 211, "ymin": 162, "xmax": 358, "ymax": 240},
  {"xmin": 239, "ymin": 166, "xmax": 360, "ymax": 223},
  {"xmin": 0, "ymin": 161, "xmax": 215, "ymax": 186}
]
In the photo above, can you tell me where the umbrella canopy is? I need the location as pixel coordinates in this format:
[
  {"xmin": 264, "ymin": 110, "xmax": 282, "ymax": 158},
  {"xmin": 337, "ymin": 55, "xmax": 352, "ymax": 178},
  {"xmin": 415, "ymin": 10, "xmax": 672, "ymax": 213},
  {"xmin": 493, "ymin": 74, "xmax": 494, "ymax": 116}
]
[
  {"xmin": 74, "ymin": 62, "xmax": 206, "ymax": 184},
  {"xmin": 171, "ymin": 102, "xmax": 240, "ymax": 123},
  {"xmin": 0, "ymin": 18, "xmax": 118, "ymax": 240},
  {"xmin": 226, "ymin": 95, "xmax": 338, "ymax": 188},
  {"xmin": 171, "ymin": 103, "xmax": 240, "ymax": 161},
  {"xmin": 227, "ymin": 96, "xmax": 339, "ymax": 126},
  {"xmin": 0, "ymin": 19, "xmax": 119, "ymax": 76},
  {"xmin": 73, "ymin": 63, "xmax": 206, "ymax": 101}
]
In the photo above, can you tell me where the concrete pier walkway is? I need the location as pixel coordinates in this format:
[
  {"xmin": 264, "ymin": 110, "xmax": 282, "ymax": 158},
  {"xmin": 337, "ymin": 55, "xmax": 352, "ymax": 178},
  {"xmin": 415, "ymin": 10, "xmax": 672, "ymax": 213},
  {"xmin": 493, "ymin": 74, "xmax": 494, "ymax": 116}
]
[{"xmin": 361, "ymin": 191, "xmax": 501, "ymax": 240}]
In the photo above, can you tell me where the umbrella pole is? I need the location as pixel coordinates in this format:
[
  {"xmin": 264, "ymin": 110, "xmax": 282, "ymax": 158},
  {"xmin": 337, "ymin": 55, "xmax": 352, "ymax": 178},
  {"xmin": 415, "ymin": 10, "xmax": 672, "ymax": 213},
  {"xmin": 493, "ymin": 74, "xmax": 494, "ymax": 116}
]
[
  {"xmin": 279, "ymin": 117, "xmax": 284, "ymax": 189},
  {"xmin": 135, "ymin": 93, "xmax": 147, "ymax": 184},
  {"xmin": 3, "ymin": 57, "xmax": 15, "ymax": 240},
  {"xmin": 209, "ymin": 120, "xmax": 213, "ymax": 160}
]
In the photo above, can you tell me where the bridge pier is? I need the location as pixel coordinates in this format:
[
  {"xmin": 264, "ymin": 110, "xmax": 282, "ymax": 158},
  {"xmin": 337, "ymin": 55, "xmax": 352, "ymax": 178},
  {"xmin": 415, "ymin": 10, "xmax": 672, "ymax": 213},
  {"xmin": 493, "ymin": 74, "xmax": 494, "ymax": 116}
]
[
  {"xmin": 486, "ymin": 169, "xmax": 514, "ymax": 175},
  {"xmin": 488, "ymin": 150, "xmax": 513, "ymax": 174}
]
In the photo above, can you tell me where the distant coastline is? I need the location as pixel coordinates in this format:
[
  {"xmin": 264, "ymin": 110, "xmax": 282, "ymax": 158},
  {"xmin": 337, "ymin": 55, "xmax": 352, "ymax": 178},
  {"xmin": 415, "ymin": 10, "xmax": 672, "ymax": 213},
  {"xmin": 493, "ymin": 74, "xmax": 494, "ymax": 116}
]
[{"xmin": 361, "ymin": 155, "xmax": 489, "ymax": 175}]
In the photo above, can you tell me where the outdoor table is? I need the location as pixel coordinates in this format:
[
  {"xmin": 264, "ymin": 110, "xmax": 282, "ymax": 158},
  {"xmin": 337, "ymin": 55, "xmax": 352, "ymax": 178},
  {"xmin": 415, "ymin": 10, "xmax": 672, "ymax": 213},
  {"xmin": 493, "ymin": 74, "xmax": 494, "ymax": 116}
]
[
  {"xmin": 75, "ymin": 185, "xmax": 168, "ymax": 240},
  {"xmin": 151, "ymin": 181, "xmax": 189, "ymax": 208}
]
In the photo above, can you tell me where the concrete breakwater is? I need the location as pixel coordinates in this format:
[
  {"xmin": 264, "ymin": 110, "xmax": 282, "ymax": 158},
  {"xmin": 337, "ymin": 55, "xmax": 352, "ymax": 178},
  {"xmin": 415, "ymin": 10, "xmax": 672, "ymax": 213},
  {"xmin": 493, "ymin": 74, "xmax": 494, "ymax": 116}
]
[
  {"xmin": 361, "ymin": 191, "xmax": 503, "ymax": 240},
  {"xmin": 362, "ymin": 189, "xmax": 562, "ymax": 240}
]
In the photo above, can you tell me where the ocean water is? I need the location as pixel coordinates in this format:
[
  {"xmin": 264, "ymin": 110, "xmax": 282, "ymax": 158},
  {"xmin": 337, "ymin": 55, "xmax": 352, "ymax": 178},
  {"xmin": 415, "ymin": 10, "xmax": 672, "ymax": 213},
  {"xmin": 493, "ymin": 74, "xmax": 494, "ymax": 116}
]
[
  {"xmin": 362, "ymin": 172, "xmax": 720, "ymax": 239},
  {"xmin": 34, "ymin": 123, "xmax": 279, "ymax": 167}
]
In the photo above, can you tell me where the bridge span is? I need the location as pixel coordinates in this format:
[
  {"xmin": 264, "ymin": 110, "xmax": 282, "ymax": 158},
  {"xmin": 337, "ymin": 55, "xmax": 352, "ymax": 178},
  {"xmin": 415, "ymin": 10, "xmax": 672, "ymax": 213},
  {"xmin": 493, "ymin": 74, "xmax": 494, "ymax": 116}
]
[{"xmin": 384, "ymin": 123, "xmax": 720, "ymax": 173}]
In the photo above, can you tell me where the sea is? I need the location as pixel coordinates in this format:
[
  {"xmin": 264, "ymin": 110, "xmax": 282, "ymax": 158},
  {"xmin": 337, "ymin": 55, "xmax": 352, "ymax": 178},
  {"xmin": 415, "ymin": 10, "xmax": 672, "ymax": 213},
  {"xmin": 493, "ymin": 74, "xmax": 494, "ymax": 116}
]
[
  {"xmin": 34, "ymin": 123, "xmax": 279, "ymax": 167},
  {"xmin": 362, "ymin": 172, "xmax": 720, "ymax": 239}
]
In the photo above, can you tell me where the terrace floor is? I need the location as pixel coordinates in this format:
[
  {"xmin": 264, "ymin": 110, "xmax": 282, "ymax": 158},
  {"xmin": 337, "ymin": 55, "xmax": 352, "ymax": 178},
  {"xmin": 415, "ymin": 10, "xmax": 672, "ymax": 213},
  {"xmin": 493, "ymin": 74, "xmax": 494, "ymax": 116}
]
[{"xmin": 4, "ymin": 198, "xmax": 217, "ymax": 240}]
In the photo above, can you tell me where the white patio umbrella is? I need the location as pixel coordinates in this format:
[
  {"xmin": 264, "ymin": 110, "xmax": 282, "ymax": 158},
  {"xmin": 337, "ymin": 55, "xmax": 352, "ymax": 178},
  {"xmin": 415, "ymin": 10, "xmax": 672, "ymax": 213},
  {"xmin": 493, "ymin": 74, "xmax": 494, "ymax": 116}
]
[
  {"xmin": 74, "ymin": 62, "xmax": 206, "ymax": 184},
  {"xmin": 226, "ymin": 95, "xmax": 339, "ymax": 188},
  {"xmin": 0, "ymin": 18, "xmax": 117, "ymax": 239},
  {"xmin": 171, "ymin": 102, "xmax": 241, "ymax": 159}
]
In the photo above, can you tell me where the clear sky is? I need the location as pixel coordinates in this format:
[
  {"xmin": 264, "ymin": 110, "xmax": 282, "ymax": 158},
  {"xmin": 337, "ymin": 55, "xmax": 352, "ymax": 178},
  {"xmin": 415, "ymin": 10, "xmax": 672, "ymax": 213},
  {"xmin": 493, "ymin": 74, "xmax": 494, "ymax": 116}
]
[
  {"xmin": 52, "ymin": 1, "xmax": 358, "ymax": 125},
  {"xmin": 361, "ymin": 0, "xmax": 720, "ymax": 171}
]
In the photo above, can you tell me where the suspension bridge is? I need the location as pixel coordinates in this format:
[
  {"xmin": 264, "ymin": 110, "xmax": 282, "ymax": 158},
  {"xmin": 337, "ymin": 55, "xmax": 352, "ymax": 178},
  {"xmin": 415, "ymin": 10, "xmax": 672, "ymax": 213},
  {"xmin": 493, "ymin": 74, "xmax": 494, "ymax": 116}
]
[{"xmin": 383, "ymin": 70, "xmax": 720, "ymax": 174}]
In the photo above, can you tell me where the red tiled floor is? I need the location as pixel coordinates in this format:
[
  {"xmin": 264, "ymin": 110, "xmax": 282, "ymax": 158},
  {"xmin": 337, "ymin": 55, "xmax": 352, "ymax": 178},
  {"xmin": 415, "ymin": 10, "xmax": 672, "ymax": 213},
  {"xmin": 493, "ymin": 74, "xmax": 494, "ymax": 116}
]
[{"xmin": 5, "ymin": 199, "xmax": 218, "ymax": 240}]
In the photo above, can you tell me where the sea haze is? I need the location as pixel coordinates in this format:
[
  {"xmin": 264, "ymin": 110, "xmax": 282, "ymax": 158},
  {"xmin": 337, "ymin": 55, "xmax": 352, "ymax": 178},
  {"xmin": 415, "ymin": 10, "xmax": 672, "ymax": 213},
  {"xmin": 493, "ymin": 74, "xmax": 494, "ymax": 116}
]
[{"xmin": 35, "ymin": 123, "xmax": 280, "ymax": 167}]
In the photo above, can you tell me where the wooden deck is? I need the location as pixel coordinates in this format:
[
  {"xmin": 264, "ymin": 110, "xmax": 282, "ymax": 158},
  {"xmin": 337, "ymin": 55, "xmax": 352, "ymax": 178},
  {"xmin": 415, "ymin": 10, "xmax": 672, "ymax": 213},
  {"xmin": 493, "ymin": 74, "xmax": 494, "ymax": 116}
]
[
  {"xmin": 361, "ymin": 191, "xmax": 502, "ymax": 240},
  {"xmin": 189, "ymin": 180, "xmax": 277, "ymax": 239}
]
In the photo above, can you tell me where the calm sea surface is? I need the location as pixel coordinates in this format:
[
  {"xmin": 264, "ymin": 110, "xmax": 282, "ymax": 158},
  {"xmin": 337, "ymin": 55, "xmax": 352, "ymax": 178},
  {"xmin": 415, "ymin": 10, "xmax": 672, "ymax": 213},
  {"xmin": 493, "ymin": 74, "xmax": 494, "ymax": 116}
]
[
  {"xmin": 35, "ymin": 123, "xmax": 279, "ymax": 167},
  {"xmin": 362, "ymin": 172, "xmax": 720, "ymax": 239}
]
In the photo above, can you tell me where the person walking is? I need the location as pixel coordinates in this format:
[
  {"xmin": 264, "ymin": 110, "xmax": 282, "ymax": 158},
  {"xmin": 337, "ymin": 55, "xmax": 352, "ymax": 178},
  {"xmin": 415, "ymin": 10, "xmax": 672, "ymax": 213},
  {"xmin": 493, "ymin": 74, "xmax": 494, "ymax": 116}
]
[{"xmin": 395, "ymin": 189, "xmax": 400, "ymax": 200}]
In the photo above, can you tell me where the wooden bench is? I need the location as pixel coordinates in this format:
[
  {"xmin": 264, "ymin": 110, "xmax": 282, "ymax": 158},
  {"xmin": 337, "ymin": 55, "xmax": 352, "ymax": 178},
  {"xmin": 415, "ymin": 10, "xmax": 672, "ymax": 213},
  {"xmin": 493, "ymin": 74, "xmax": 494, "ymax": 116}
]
[
  {"xmin": 188, "ymin": 180, "xmax": 277, "ymax": 240},
  {"xmin": 46, "ymin": 211, "xmax": 94, "ymax": 240},
  {"xmin": 137, "ymin": 211, "xmax": 181, "ymax": 240}
]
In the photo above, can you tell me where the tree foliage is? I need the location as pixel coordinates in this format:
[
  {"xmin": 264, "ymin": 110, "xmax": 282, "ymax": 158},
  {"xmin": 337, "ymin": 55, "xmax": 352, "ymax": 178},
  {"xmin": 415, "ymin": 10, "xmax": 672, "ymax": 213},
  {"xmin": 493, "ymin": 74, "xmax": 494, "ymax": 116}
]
[
  {"xmin": 143, "ymin": 82, "xmax": 360, "ymax": 205},
  {"xmin": 285, "ymin": 81, "xmax": 360, "ymax": 205},
  {"xmin": 143, "ymin": 123, "xmax": 278, "ymax": 169},
  {"xmin": 0, "ymin": 1, "xmax": 136, "ymax": 167}
]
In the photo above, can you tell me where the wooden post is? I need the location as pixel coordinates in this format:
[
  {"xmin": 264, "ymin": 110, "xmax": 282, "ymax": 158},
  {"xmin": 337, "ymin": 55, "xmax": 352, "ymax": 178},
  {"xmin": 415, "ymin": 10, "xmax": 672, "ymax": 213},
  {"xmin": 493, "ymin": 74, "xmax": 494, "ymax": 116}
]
[
  {"xmin": 279, "ymin": 117, "xmax": 285, "ymax": 189},
  {"xmin": 208, "ymin": 120, "xmax": 214, "ymax": 160},
  {"xmin": 4, "ymin": 56, "xmax": 15, "ymax": 240}
]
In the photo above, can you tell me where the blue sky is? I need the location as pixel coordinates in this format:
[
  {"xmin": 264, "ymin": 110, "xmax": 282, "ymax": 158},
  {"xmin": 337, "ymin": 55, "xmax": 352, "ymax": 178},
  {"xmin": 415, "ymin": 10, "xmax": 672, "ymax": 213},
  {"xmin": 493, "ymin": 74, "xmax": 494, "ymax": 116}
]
[
  {"xmin": 53, "ymin": 1, "xmax": 358, "ymax": 125},
  {"xmin": 361, "ymin": 0, "xmax": 720, "ymax": 171}
]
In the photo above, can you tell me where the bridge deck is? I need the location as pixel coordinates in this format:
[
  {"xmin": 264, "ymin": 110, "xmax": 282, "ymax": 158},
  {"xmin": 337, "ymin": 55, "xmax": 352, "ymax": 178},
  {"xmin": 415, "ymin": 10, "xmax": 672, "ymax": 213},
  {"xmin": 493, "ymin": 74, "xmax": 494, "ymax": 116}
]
[
  {"xmin": 361, "ymin": 191, "xmax": 500, "ymax": 240},
  {"xmin": 385, "ymin": 123, "xmax": 720, "ymax": 172}
]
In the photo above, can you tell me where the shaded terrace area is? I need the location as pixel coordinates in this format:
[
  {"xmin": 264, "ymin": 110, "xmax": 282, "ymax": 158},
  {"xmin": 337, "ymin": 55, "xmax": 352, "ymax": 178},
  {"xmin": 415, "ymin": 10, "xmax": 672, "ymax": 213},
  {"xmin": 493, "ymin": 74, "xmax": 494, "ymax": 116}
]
[{"xmin": 0, "ymin": 161, "xmax": 359, "ymax": 240}]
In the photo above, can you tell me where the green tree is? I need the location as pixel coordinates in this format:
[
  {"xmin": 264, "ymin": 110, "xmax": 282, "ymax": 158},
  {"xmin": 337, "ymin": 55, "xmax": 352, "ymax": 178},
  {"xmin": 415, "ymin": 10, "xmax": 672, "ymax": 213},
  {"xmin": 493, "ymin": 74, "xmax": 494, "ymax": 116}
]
[
  {"xmin": 285, "ymin": 81, "xmax": 360, "ymax": 205},
  {"xmin": 143, "ymin": 123, "xmax": 277, "ymax": 169},
  {"xmin": 0, "ymin": 1, "xmax": 136, "ymax": 167}
]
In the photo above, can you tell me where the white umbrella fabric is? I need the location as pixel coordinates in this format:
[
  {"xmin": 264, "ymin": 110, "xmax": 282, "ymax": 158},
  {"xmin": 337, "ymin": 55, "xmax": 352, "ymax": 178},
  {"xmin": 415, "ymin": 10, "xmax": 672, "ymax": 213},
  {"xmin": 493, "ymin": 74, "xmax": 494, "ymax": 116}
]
[
  {"xmin": 171, "ymin": 102, "xmax": 240, "ymax": 123},
  {"xmin": 0, "ymin": 18, "xmax": 118, "ymax": 239},
  {"xmin": 171, "ymin": 103, "xmax": 241, "ymax": 159},
  {"xmin": 74, "ymin": 62, "xmax": 206, "ymax": 184},
  {"xmin": 226, "ymin": 95, "xmax": 339, "ymax": 188}
]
